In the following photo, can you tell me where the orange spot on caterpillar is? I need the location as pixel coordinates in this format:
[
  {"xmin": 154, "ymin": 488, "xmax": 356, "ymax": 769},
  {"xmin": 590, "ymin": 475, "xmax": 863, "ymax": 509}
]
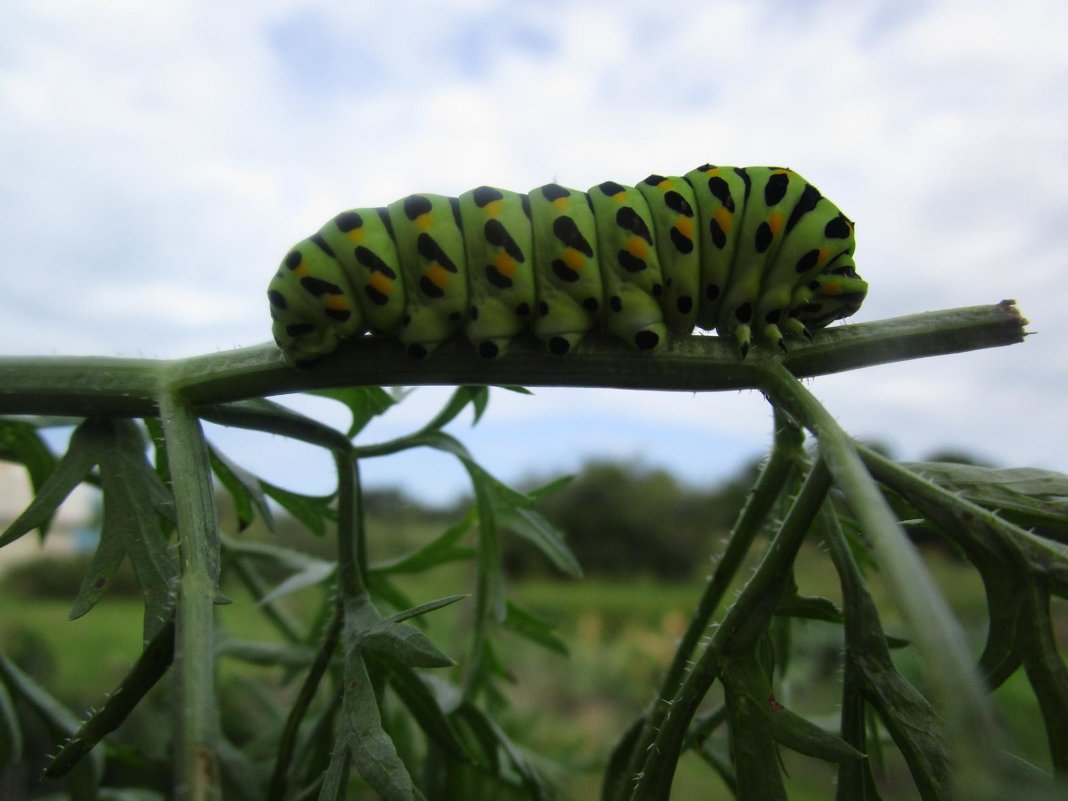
[
  {"xmin": 551, "ymin": 197, "xmax": 569, "ymax": 211},
  {"xmin": 369, "ymin": 272, "xmax": 392, "ymax": 295},
  {"xmin": 562, "ymin": 248, "xmax": 585, "ymax": 271},
  {"xmin": 767, "ymin": 210, "xmax": 783, "ymax": 236},
  {"xmin": 493, "ymin": 252, "xmax": 516, "ymax": 276},
  {"xmin": 415, "ymin": 213, "xmax": 432, "ymax": 231},
  {"xmin": 713, "ymin": 206, "xmax": 732, "ymax": 233},
  {"xmin": 625, "ymin": 235, "xmax": 648, "ymax": 259},
  {"xmin": 674, "ymin": 217, "xmax": 693, "ymax": 237},
  {"xmin": 484, "ymin": 200, "xmax": 504, "ymax": 217},
  {"xmin": 325, "ymin": 296, "xmax": 348, "ymax": 310},
  {"xmin": 425, "ymin": 263, "xmax": 449, "ymax": 288}
]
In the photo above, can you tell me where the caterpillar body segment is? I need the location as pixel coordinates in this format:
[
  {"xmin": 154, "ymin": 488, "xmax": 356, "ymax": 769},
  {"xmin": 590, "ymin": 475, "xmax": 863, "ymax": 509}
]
[
  {"xmin": 267, "ymin": 164, "xmax": 866, "ymax": 366},
  {"xmin": 458, "ymin": 185, "xmax": 536, "ymax": 360},
  {"xmin": 526, "ymin": 182, "xmax": 604, "ymax": 356}
]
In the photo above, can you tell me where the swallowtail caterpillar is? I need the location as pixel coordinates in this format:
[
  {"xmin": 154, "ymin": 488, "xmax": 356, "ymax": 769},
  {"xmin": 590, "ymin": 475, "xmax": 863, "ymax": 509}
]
[{"xmin": 267, "ymin": 164, "xmax": 867, "ymax": 367}]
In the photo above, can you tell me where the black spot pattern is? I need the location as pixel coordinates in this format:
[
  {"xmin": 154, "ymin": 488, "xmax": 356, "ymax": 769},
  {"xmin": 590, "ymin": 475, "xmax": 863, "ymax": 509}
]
[
  {"xmin": 335, "ymin": 211, "xmax": 362, "ymax": 232},
  {"xmin": 609, "ymin": 295, "xmax": 623, "ymax": 312},
  {"xmin": 541, "ymin": 184, "xmax": 570, "ymax": 202},
  {"xmin": 598, "ymin": 180, "xmax": 627, "ymax": 197},
  {"xmin": 824, "ymin": 214, "xmax": 852, "ymax": 239},
  {"xmin": 310, "ymin": 233, "xmax": 336, "ymax": 258},
  {"xmin": 755, "ymin": 222, "xmax": 773, "ymax": 253},
  {"xmin": 734, "ymin": 167, "xmax": 752, "ymax": 201},
  {"xmin": 377, "ymin": 207, "xmax": 396, "ymax": 238},
  {"xmin": 615, "ymin": 207, "xmax": 653, "ymax": 242},
  {"xmin": 785, "ymin": 184, "xmax": 821, "ymax": 233},
  {"xmin": 796, "ymin": 249, "xmax": 820, "ymax": 273},
  {"xmin": 707, "ymin": 176, "xmax": 735, "ymax": 212},
  {"xmin": 404, "ymin": 195, "xmax": 432, "ymax": 220},
  {"xmin": 285, "ymin": 251, "xmax": 302, "ymax": 270},
  {"xmin": 583, "ymin": 297, "xmax": 599, "ymax": 312},
  {"xmin": 664, "ymin": 191, "xmax": 693, "ymax": 216},
  {"xmin": 479, "ymin": 341, "xmax": 499, "ymax": 359},
  {"xmin": 419, "ymin": 277, "xmax": 445, "ymax": 298},
  {"xmin": 677, "ymin": 296, "xmax": 693, "ymax": 313},
  {"xmin": 670, "ymin": 227, "xmax": 694, "ymax": 253},
  {"xmin": 486, "ymin": 264, "xmax": 514, "ymax": 288},
  {"xmin": 268, "ymin": 289, "xmax": 287, "ymax": 309},
  {"xmin": 549, "ymin": 336, "xmax": 570, "ymax": 355},
  {"xmin": 365, "ymin": 285, "xmax": 389, "ymax": 306},
  {"xmin": 552, "ymin": 260, "xmax": 580, "ymax": 282},
  {"xmin": 472, "ymin": 186, "xmax": 504, "ymax": 206},
  {"xmin": 552, "ymin": 216, "xmax": 593, "ymax": 255},
  {"xmin": 764, "ymin": 172, "xmax": 789, "ymax": 206},
  {"xmin": 416, "ymin": 234, "xmax": 459, "ymax": 271},
  {"xmin": 709, "ymin": 218, "xmax": 727, "ymax": 249},
  {"xmin": 618, "ymin": 251, "xmax": 646, "ymax": 272},
  {"xmin": 484, "ymin": 219, "xmax": 525, "ymax": 261},
  {"xmin": 355, "ymin": 247, "xmax": 397, "ymax": 279},
  {"xmin": 301, "ymin": 276, "xmax": 342, "ymax": 296}
]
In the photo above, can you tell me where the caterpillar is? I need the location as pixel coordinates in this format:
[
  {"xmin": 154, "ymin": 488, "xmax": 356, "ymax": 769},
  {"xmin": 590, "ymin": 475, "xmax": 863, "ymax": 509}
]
[{"xmin": 267, "ymin": 164, "xmax": 867, "ymax": 367}]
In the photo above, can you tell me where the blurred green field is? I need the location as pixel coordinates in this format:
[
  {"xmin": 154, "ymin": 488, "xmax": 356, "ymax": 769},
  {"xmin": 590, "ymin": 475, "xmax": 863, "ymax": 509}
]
[{"xmin": 2, "ymin": 539, "xmax": 1064, "ymax": 799}]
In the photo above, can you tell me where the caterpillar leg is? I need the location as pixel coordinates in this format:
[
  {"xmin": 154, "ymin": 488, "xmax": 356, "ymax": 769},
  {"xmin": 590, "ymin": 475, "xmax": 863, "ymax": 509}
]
[
  {"xmin": 632, "ymin": 321, "xmax": 667, "ymax": 351},
  {"xmin": 544, "ymin": 331, "xmax": 586, "ymax": 355},
  {"xmin": 472, "ymin": 335, "xmax": 512, "ymax": 360},
  {"xmin": 760, "ymin": 323, "xmax": 789, "ymax": 353},
  {"xmin": 783, "ymin": 316, "xmax": 813, "ymax": 341},
  {"xmin": 733, "ymin": 323, "xmax": 752, "ymax": 359}
]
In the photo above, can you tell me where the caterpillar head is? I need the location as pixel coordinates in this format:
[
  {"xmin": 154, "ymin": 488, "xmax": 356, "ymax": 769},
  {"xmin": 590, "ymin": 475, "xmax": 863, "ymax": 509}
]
[{"xmin": 797, "ymin": 260, "xmax": 868, "ymax": 328}]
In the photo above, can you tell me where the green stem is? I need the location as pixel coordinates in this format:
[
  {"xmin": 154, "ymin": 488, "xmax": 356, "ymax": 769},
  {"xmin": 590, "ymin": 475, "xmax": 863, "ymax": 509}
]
[
  {"xmin": 334, "ymin": 450, "xmax": 366, "ymax": 599},
  {"xmin": 44, "ymin": 616, "xmax": 176, "ymax": 778},
  {"xmin": 757, "ymin": 360, "xmax": 1006, "ymax": 796},
  {"xmin": 631, "ymin": 459, "xmax": 833, "ymax": 800},
  {"xmin": 0, "ymin": 304, "xmax": 1027, "ymax": 416},
  {"xmin": 158, "ymin": 389, "xmax": 222, "ymax": 801},
  {"xmin": 266, "ymin": 596, "xmax": 343, "ymax": 801},
  {"xmin": 612, "ymin": 408, "xmax": 803, "ymax": 800}
]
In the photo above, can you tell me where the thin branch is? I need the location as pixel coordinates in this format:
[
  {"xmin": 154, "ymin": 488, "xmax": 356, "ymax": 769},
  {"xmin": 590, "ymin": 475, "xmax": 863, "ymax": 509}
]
[{"xmin": 0, "ymin": 304, "xmax": 1028, "ymax": 417}]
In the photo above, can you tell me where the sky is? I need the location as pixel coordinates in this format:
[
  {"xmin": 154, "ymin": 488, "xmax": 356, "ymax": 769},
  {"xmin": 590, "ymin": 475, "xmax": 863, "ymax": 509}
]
[{"xmin": 2, "ymin": 0, "xmax": 1067, "ymax": 506}]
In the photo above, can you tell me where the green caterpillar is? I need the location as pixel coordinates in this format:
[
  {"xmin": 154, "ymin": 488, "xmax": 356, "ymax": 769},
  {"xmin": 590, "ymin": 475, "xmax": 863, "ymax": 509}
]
[{"xmin": 267, "ymin": 164, "xmax": 867, "ymax": 367}]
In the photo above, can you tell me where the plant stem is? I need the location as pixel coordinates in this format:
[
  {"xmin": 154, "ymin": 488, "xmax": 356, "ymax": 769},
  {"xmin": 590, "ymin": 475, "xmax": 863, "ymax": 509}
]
[
  {"xmin": 0, "ymin": 304, "xmax": 1027, "ymax": 416},
  {"xmin": 334, "ymin": 450, "xmax": 366, "ymax": 599},
  {"xmin": 757, "ymin": 360, "xmax": 1007, "ymax": 797},
  {"xmin": 266, "ymin": 596, "xmax": 343, "ymax": 801},
  {"xmin": 612, "ymin": 408, "xmax": 803, "ymax": 801},
  {"xmin": 158, "ymin": 389, "xmax": 223, "ymax": 801},
  {"xmin": 631, "ymin": 460, "xmax": 833, "ymax": 800}
]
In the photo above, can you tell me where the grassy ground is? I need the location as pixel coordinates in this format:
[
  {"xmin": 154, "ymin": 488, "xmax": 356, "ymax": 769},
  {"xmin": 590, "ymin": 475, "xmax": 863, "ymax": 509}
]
[{"xmin": 1, "ymin": 543, "xmax": 1064, "ymax": 799}]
